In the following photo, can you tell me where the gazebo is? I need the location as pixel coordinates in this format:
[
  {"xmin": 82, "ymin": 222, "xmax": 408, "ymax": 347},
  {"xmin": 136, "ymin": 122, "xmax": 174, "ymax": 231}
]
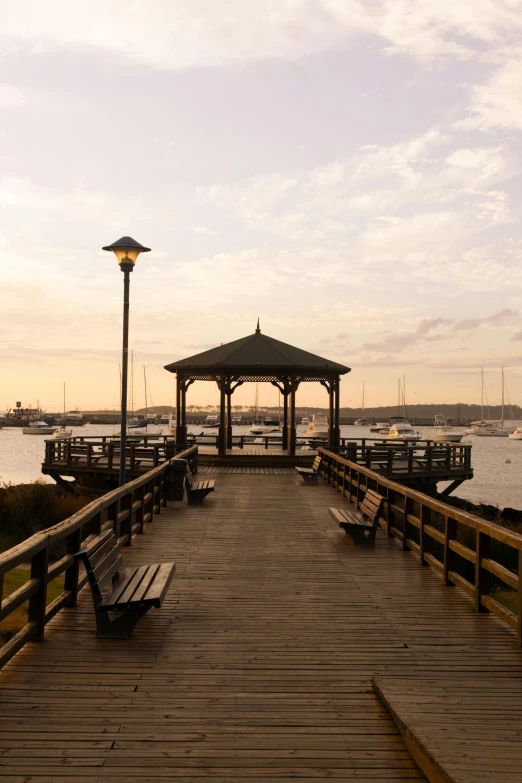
[{"xmin": 164, "ymin": 322, "xmax": 351, "ymax": 456}]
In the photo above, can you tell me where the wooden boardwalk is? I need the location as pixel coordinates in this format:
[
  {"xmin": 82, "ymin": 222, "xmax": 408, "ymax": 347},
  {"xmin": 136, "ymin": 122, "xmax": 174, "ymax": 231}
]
[{"xmin": 1, "ymin": 473, "xmax": 521, "ymax": 781}]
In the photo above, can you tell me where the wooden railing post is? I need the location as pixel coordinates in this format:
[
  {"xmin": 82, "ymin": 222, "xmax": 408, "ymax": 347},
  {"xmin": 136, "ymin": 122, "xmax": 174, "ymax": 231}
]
[
  {"xmin": 64, "ymin": 528, "xmax": 82, "ymax": 607},
  {"xmin": 28, "ymin": 546, "xmax": 49, "ymax": 641},
  {"xmin": 475, "ymin": 530, "xmax": 491, "ymax": 612},
  {"xmin": 518, "ymin": 550, "xmax": 522, "ymax": 646},
  {"xmin": 403, "ymin": 497, "xmax": 414, "ymax": 550},
  {"xmin": 512, "ymin": 549, "xmax": 522, "ymax": 647},
  {"xmin": 121, "ymin": 492, "xmax": 133, "ymax": 546},
  {"xmin": 443, "ymin": 516, "xmax": 457, "ymax": 586},
  {"xmin": 420, "ymin": 505, "xmax": 430, "ymax": 565}
]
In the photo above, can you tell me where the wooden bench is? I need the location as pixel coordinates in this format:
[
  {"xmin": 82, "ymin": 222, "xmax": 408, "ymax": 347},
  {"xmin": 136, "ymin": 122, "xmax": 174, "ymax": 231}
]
[
  {"xmin": 76, "ymin": 530, "xmax": 176, "ymax": 639},
  {"xmin": 295, "ymin": 456, "xmax": 322, "ymax": 485},
  {"xmin": 186, "ymin": 467, "xmax": 215, "ymax": 505},
  {"xmin": 329, "ymin": 489, "xmax": 385, "ymax": 546}
]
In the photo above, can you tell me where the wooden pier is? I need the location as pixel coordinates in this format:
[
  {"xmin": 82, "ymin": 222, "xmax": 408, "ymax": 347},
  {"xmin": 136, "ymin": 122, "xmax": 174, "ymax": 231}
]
[
  {"xmin": 42, "ymin": 435, "xmax": 472, "ymax": 493},
  {"xmin": 1, "ymin": 448, "xmax": 522, "ymax": 781}
]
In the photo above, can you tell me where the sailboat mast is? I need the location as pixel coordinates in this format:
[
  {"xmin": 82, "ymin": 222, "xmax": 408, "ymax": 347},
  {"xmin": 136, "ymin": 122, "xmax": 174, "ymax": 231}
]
[
  {"xmin": 362, "ymin": 381, "xmax": 365, "ymax": 416},
  {"xmin": 143, "ymin": 366, "xmax": 148, "ymax": 427},
  {"xmin": 500, "ymin": 368, "xmax": 504, "ymax": 429},
  {"xmin": 481, "ymin": 367, "xmax": 484, "ymax": 422},
  {"xmin": 131, "ymin": 351, "xmax": 134, "ymax": 418},
  {"xmin": 403, "ymin": 373, "xmax": 406, "ymax": 417}
]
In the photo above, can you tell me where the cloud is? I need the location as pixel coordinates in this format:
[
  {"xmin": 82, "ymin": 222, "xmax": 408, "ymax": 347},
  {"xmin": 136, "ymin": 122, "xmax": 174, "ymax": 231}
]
[
  {"xmin": 453, "ymin": 307, "xmax": 517, "ymax": 332},
  {"xmin": 362, "ymin": 310, "xmax": 517, "ymax": 353},
  {"xmin": 363, "ymin": 316, "xmax": 451, "ymax": 353},
  {"xmin": 459, "ymin": 54, "xmax": 522, "ymax": 131},
  {"xmin": 2, "ymin": 0, "xmax": 522, "ymax": 70}
]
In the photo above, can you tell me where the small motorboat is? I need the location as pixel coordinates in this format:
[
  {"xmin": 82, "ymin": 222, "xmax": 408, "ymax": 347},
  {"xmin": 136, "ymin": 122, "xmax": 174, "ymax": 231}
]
[
  {"xmin": 429, "ymin": 415, "xmax": 463, "ymax": 443},
  {"xmin": 303, "ymin": 414, "xmax": 328, "ymax": 438},
  {"xmin": 386, "ymin": 417, "xmax": 421, "ymax": 442},
  {"xmin": 53, "ymin": 426, "xmax": 73, "ymax": 439},
  {"xmin": 251, "ymin": 421, "xmax": 269, "ymax": 435},
  {"xmin": 23, "ymin": 421, "xmax": 58, "ymax": 435},
  {"xmin": 370, "ymin": 421, "xmax": 390, "ymax": 434},
  {"xmin": 509, "ymin": 427, "xmax": 522, "ymax": 440},
  {"xmin": 354, "ymin": 418, "xmax": 371, "ymax": 426}
]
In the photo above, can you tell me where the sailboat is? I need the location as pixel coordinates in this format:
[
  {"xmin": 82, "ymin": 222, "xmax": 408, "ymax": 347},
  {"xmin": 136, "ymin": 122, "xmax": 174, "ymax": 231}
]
[
  {"xmin": 251, "ymin": 384, "xmax": 269, "ymax": 434},
  {"xmin": 354, "ymin": 381, "xmax": 371, "ymax": 426},
  {"xmin": 53, "ymin": 383, "xmax": 73, "ymax": 439},
  {"xmin": 467, "ymin": 368, "xmax": 509, "ymax": 437},
  {"xmin": 128, "ymin": 351, "xmax": 144, "ymax": 429}
]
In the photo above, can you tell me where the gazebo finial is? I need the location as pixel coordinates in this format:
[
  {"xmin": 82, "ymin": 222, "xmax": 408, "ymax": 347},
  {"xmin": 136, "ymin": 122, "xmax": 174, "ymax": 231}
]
[{"xmin": 256, "ymin": 318, "xmax": 261, "ymax": 333}]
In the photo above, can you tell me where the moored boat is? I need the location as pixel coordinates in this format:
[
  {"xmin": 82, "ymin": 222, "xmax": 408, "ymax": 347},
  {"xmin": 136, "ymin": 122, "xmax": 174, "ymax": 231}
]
[
  {"xmin": 303, "ymin": 413, "xmax": 328, "ymax": 438},
  {"xmin": 430, "ymin": 415, "xmax": 463, "ymax": 443},
  {"xmin": 23, "ymin": 421, "xmax": 58, "ymax": 435},
  {"xmin": 386, "ymin": 416, "xmax": 421, "ymax": 442}
]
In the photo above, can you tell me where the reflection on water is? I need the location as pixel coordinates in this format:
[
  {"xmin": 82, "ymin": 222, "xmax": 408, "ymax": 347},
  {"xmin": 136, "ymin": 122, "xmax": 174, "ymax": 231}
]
[{"xmin": 0, "ymin": 423, "xmax": 521, "ymax": 511}]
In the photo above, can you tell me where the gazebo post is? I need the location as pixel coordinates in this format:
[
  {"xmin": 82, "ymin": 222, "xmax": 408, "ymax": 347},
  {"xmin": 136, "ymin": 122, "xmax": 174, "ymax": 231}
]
[
  {"xmin": 328, "ymin": 380, "xmax": 335, "ymax": 449},
  {"xmin": 226, "ymin": 380, "xmax": 233, "ymax": 449},
  {"xmin": 288, "ymin": 380, "xmax": 298, "ymax": 457},
  {"xmin": 175, "ymin": 374, "xmax": 184, "ymax": 446},
  {"xmin": 282, "ymin": 384, "xmax": 289, "ymax": 450},
  {"xmin": 333, "ymin": 376, "xmax": 340, "ymax": 448},
  {"xmin": 218, "ymin": 378, "xmax": 227, "ymax": 455}
]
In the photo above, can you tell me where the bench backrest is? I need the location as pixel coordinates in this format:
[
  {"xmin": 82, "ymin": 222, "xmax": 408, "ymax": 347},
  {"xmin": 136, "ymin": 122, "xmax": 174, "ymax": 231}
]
[
  {"xmin": 312, "ymin": 456, "xmax": 321, "ymax": 471},
  {"xmin": 360, "ymin": 489, "xmax": 385, "ymax": 526},
  {"xmin": 185, "ymin": 467, "xmax": 193, "ymax": 489},
  {"xmin": 77, "ymin": 530, "xmax": 122, "ymax": 607}
]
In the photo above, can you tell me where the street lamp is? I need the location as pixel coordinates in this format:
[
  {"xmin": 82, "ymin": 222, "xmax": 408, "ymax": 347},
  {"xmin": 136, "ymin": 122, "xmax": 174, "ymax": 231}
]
[{"xmin": 103, "ymin": 236, "xmax": 151, "ymax": 486}]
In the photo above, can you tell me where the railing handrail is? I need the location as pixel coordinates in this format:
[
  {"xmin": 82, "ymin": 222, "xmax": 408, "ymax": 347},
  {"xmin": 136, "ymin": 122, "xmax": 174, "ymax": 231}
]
[
  {"xmin": 319, "ymin": 447, "xmax": 522, "ymax": 644},
  {"xmin": 318, "ymin": 448, "xmax": 518, "ymax": 548},
  {"xmin": 0, "ymin": 445, "xmax": 198, "ymax": 669}
]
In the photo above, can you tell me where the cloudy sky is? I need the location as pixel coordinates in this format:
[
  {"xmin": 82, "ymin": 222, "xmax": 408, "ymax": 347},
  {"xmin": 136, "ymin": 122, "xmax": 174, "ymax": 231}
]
[{"xmin": 1, "ymin": 0, "xmax": 522, "ymax": 412}]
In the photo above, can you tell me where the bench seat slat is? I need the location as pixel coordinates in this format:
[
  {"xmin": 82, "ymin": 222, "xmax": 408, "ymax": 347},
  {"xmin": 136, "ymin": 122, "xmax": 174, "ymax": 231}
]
[
  {"xmin": 102, "ymin": 565, "xmax": 146, "ymax": 607},
  {"xmin": 139, "ymin": 563, "xmax": 176, "ymax": 607},
  {"xmin": 129, "ymin": 564, "xmax": 161, "ymax": 603}
]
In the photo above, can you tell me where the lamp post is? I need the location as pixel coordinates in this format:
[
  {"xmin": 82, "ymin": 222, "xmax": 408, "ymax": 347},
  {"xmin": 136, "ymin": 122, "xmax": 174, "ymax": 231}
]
[{"xmin": 103, "ymin": 236, "xmax": 151, "ymax": 487}]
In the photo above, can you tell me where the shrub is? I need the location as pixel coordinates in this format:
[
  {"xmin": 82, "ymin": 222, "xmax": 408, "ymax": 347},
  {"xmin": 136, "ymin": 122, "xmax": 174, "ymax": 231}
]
[{"xmin": 0, "ymin": 481, "xmax": 89, "ymax": 553}]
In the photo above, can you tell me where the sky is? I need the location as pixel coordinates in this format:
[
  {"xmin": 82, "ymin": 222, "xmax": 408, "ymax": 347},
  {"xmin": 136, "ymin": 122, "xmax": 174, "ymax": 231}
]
[{"xmin": 1, "ymin": 0, "xmax": 522, "ymax": 413}]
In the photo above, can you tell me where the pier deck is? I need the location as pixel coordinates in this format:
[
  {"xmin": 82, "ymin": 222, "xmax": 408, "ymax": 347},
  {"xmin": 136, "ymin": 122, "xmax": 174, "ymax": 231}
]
[{"xmin": 1, "ymin": 473, "xmax": 521, "ymax": 781}]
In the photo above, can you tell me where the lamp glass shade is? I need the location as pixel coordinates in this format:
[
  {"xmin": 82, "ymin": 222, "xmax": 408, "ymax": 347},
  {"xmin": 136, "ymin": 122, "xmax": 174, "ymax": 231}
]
[
  {"xmin": 102, "ymin": 236, "xmax": 151, "ymax": 266},
  {"xmin": 111, "ymin": 247, "xmax": 142, "ymax": 265}
]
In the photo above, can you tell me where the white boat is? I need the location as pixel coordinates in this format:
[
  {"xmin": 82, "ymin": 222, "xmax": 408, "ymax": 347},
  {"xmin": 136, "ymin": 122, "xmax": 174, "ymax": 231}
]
[
  {"xmin": 53, "ymin": 426, "xmax": 73, "ymax": 439},
  {"xmin": 53, "ymin": 384, "xmax": 73, "ymax": 438},
  {"xmin": 203, "ymin": 413, "xmax": 219, "ymax": 428},
  {"xmin": 473, "ymin": 426, "xmax": 509, "ymax": 438},
  {"xmin": 509, "ymin": 427, "xmax": 522, "ymax": 440},
  {"xmin": 465, "ymin": 368, "xmax": 510, "ymax": 437},
  {"xmin": 300, "ymin": 417, "xmax": 310, "ymax": 427},
  {"xmin": 167, "ymin": 413, "xmax": 176, "ymax": 437},
  {"xmin": 303, "ymin": 413, "xmax": 328, "ymax": 438},
  {"xmin": 23, "ymin": 421, "xmax": 58, "ymax": 435},
  {"xmin": 355, "ymin": 382, "xmax": 371, "ymax": 426},
  {"xmin": 370, "ymin": 421, "xmax": 390, "ymax": 434},
  {"xmin": 63, "ymin": 410, "xmax": 84, "ymax": 424},
  {"xmin": 231, "ymin": 415, "xmax": 242, "ymax": 425},
  {"xmin": 430, "ymin": 415, "xmax": 463, "ymax": 443},
  {"xmin": 386, "ymin": 417, "xmax": 421, "ymax": 442},
  {"xmin": 251, "ymin": 421, "xmax": 269, "ymax": 435}
]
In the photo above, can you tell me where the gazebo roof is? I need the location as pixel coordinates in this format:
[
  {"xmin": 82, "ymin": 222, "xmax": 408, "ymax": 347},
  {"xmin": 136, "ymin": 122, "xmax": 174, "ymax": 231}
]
[{"xmin": 164, "ymin": 323, "xmax": 350, "ymax": 381}]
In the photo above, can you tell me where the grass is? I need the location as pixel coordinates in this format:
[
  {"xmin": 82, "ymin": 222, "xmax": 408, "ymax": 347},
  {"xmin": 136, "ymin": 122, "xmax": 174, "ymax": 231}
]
[{"xmin": 0, "ymin": 568, "xmax": 65, "ymax": 644}]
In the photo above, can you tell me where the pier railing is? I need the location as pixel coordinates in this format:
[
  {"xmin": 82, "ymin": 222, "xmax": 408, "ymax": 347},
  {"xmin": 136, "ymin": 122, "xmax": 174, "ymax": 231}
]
[
  {"xmin": 0, "ymin": 445, "xmax": 198, "ymax": 670},
  {"xmin": 319, "ymin": 448, "xmax": 522, "ymax": 643}
]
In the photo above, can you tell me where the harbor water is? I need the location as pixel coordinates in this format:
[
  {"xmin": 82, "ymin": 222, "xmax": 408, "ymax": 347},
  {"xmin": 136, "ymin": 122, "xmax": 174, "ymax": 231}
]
[{"xmin": 0, "ymin": 423, "xmax": 521, "ymax": 511}]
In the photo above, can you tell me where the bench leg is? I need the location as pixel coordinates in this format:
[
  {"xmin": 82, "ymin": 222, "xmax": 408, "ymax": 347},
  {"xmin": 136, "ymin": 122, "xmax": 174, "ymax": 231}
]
[
  {"xmin": 187, "ymin": 489, "xmax": 214, "ymax": 505},
  {"xmin": 302, "ymin": 474, "xmax": 319, "ymax": 486},
  {"xmin": 340, "ymin": 524, "xmax": 377, "ymax": 547},
  {"xmin": 95, "ymin": 605, "xmax": 150, "ymax": 639}
]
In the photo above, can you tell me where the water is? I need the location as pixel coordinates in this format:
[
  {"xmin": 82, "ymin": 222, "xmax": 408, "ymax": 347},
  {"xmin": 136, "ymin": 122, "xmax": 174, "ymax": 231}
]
[{"xmin": 1, "ymin": 423, "xmax": 520, "ymax": 511}]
